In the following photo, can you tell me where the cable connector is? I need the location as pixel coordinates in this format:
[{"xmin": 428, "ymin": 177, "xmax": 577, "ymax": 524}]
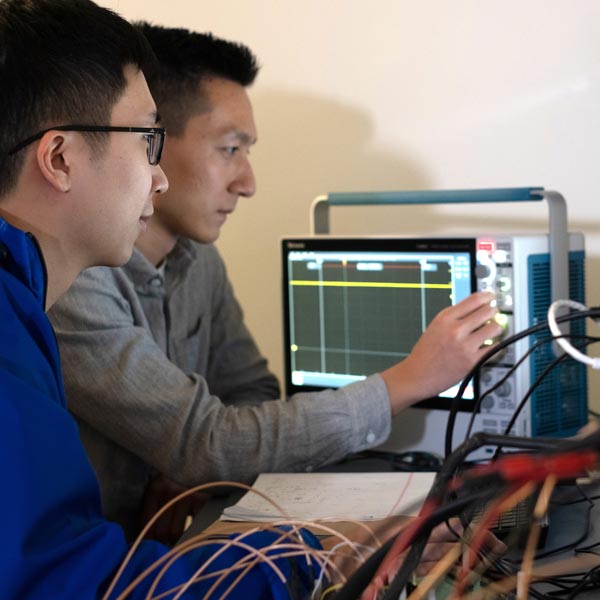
[
  {"xmin": 575, "ymin": 468, "xmax": 600, "ymax": 486},
  {"xmin": 548, "ymin": 299, "xmax": 600, "ymax": 369},
  {"xmin": 468, "ymin": 450, "xmax": 598, "ymax": 485}
]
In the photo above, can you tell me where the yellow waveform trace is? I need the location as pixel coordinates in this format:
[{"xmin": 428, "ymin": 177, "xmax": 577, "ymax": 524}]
[{"xmin": 290, "ymin": 280, "xmax": 452, "ymax": 290}]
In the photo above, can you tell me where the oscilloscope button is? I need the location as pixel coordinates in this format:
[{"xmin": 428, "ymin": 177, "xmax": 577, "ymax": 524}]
[
  {"xmin": 496, "ymin": 382, "xmax": 512, "ymax": 397},
  {"xmin": 481, "ymin": 371, "xmax": 493, "ymax": 385},
  {"xmin": 481, "ymin": 397, "xmax": 495, "ymax": 410},
  {"xmin": 475, "ymin": 264, "xmax": 491, "ymax": 279},
  {"xmin": 492, "ymin": 249, "xmax": 508, "ymax": 263}
]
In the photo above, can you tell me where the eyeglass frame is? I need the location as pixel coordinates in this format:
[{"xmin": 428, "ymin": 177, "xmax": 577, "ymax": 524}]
[{"xmin": 6, "ymin": 125, "xmax": 166, "ymax": 166}]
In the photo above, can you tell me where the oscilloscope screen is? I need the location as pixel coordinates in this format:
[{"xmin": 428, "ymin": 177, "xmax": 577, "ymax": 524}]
[{"xmin": 282, "ymin": 238, "xmax": 477, "ymax": 403}]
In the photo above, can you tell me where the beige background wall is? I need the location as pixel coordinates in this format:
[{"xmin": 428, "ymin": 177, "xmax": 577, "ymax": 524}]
[{"xmin": 102, "ymin": 0, "xmax": 600, "ymax": 409}]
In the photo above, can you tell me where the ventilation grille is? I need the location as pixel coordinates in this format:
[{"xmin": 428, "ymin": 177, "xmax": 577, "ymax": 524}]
[{"xmin": 528, "ymin": 252, "xmax": 587, "ymax": 437}]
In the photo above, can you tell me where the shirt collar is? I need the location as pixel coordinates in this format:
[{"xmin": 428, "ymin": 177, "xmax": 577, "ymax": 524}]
[
  {"xmin": 123, "ymin": 237, "xmax": 196, "ymax": 292},
  {"xmin": 0, "ymin": 217, "xmax": 47, "ymax": 308}
]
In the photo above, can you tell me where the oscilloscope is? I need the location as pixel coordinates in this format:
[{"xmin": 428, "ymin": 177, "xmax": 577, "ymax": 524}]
[
  {"xmin": 282, "ymin": 237, "xmax": 477, "ymax": 406},
  {"xmin": 281, "ymin": 233, "xmax": 588, "ymax": 459}
]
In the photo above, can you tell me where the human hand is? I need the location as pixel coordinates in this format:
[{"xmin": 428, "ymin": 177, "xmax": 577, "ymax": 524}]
[
  {"xmin": 359, "ymin": 519, "xmax": 506, "ymax": 599},
  {"xmin": 326, "ymin": 516, "xmax": 410, "ymax": 581},
  {"xmin": 139, "ymin": 475, "xmax": 209, "ymax": 547},
  {"xmin": 412, "ymin": 518, "xmax": 506, "ymax": 577},
  {"xmin": 381, "ymin": 291, "xmax": 502, "ymax": 415}
]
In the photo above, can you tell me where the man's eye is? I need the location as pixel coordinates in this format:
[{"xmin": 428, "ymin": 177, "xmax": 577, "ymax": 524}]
[{"xmin": 222, "ymin": 146, "xmax": 239, "ymax": 156}]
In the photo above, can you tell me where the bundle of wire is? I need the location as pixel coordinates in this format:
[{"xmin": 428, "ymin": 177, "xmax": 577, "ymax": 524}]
[
  {"xmin": 445, "ymin": 305, "xmax": 600, "ymax": 458},
  {"xmin": 107, "ymin": 434, "xmax": 600, "ymax": 600},
  {"xmin": 331, "ymin": 302, "xmax": 600, "ymax": 600},
  {"xmin": 102, "ymin": 303, "xmax": 600, "ymax": 599},
  {"xmin": 332, "ymin": 429, "xmax": 600, "ymax": 600},
  {"xmin": 102, "ymin": 479, "xmax": 396, "ymax": 600}
]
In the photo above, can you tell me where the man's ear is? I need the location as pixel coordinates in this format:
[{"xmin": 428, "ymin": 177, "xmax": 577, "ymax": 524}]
[{"xmin": 35, "ymin": 131, "xmax": 73, "ymax": 193}]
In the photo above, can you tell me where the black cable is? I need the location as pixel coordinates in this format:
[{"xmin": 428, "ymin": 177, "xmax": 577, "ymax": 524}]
[
  {"xmin": 436, "ymin": 431, "xmax": 572, "ymax": 504},
  {"xmin": 444, "ymin": 307, "xmax": 600, "ymax": 458},
  {"xmin": 402, "ymin": 425, "xmax": 600, "ymax": 592},
  {"xmin": 552, "ymin": 494, "xmax": 600, "ymax": 507},
  {"xmin": 535, "ymin": 501, "xmax": 593, "ymax": 560},
  {"xmin": 380, "ymin": 432, "xmax": 582, "ymax": 599},
  {"xmin": 541, "ymin": 565, "xmax": 600, "ymax": 599},
  {"xmin": 463, "ymin": 334, "xmax": 554, "ymax": 443},
  {"xmin": 380, "ymin": 487, "xmax": 503, "ymax": 600},
  {"xmin": 567, "ymin": 565, "xmax": 600, "ymax": 600},
  {"xmin": 570, "ymin": 487, "xmax": 600, "ymax": 556},
  {"xmin": 445, "ymin": 321, "xmax": 546, "ymax": 458},
  {"xmin": 352, "ymin": 449, "xmax": 443, "ymax": 473},
  {"xmin": 330, "ymin": 533, "xmax": 396, "ymax": 600},
  {"xmin": 498, "ymin": 483, "xmax": 596, "ymax": 566},
  {"xmin": 491, "ymin": 351, "xmax": 573, "ymax": 460},
  {"xmin": 335, "ymin": 426, "xmax": 600, "ymax": 600},
  {"xmin": 464, "ymin": 335, "xmax": 600, "ymax": 444},
  {"xmin": 332, "ymin": 486, "xmax": 502, "ymax": 600},
  {"xmin": 530, "ymin": 589, "xmax": 551, "ymax": 600},
  {"xmin": 492, "ymin": 338, "xmax": 599, "ymax": 460},
  {"xmin": 574, "ymin": 482, "xmax": 594, "ymax": 507},
  {"xmin": 444, "ymin": 518, "xmax": 463, "ymax": 542}
]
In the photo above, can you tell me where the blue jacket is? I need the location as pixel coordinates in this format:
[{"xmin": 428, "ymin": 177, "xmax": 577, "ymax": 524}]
[{"xmin": 0, "ymin": 217, "xmax": 320, "ymax": 599}]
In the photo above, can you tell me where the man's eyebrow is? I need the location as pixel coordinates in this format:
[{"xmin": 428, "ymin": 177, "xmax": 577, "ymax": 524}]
[
  {"xmin": 231, "ymin": 130, "xmax": 257, "ymax": 145},
  {"xmin": 146, "ymin": 110, "xmax": 160, "ymax": 125}
]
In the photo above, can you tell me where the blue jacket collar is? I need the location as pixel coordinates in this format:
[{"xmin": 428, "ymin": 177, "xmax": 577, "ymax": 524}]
[{"xmin": 0, "ymin": 217, "xmax": 48, "ymax": 308}]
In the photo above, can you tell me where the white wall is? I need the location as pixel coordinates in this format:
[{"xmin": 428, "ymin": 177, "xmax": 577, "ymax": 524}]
[{"xmin": 102, "ymin": 0, "xmax": 600, "ymax": 408}]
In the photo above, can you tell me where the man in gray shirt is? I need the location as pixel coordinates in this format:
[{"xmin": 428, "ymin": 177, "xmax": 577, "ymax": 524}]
[{"xmin": 49, "ymin": 23, "xmax": 501, "ymax": 543}]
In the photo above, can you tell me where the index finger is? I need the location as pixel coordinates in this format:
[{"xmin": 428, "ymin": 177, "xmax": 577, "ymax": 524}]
[{"xmin": 449, "ymin": 291, "xmax": 497, "ymax": 319}]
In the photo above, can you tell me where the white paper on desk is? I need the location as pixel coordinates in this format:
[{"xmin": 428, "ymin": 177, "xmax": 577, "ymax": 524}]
[{"xmin": 220, "ymin": 472, "xmax": 436, "ymax": 522}]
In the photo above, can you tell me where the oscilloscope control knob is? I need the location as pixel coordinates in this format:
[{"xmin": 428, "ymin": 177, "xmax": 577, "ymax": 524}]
[
  {"xmin": 475, "ymin": 249, "xmax": 497, "ymax": 292},
  {"xmin": 475, "ymin": 241, "xmax": 514, "ymax": 312},
  {"xmin": 495, "ymin": 381, "xmax": 512, "ymax": 398},
  {"xmin": 481, "ymin": 396, "xmax": 495, "ymax": 410},
  {"xmin": 475, "ymin": 264, "xmax": 491, "ymax": 279}
]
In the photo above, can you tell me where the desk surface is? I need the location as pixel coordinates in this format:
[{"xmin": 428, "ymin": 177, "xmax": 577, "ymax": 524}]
[
  {"xmin": 181, "ymin": 458, "xmax": 600, "ymax": 599},
  {"xmin": 523, "ymin": 483, "xmax": 600, "ymax": 599},
  {"xmin": 200, "ymin": 515, "xmax": 408, "ymax": 554}
]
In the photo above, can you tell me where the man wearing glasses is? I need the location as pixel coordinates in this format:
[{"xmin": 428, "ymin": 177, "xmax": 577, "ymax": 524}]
[
  {"xmin": 49, "ymin": 23, "xmax": 502, "ymax": 545},
  {"xmin": 0, "ymin": 1, "xmax": 325, "ymax": 597}
]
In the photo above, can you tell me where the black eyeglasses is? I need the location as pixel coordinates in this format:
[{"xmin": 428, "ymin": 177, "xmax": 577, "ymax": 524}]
[{"xmin": 7, "ymin": 125, "xmax": 166, "ymax": 165}]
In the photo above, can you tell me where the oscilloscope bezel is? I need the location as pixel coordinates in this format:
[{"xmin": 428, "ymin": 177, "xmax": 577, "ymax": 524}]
[{"xmin": 281, "ymin": 236, "xmax": 479, "ymax": 412}]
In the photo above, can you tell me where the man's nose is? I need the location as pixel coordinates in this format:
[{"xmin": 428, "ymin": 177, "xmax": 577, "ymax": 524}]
[{"xmin": 230, "ymin": 157, "xmax": 256, "ymax": 198}]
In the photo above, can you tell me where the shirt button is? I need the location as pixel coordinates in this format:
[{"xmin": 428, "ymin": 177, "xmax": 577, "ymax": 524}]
[
  {"xmin": 366, "ymin": 432, "xmax": 376, "ymax": 444},
  {"xmin": 149, "ymin": 276, "xmax": 163, "ymax": 287}
]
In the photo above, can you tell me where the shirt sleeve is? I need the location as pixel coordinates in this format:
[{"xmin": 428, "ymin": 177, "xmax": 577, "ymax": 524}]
[{"xmin": 49, "ymin": 266, "xmax": 392, "ymax": 486}]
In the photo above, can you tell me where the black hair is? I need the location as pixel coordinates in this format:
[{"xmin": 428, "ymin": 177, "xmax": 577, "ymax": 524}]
[
  {"xmin": 135, "ymin": 22, "xmax": 260, "ymax": 136},
  {"xmin": 0, "ymin": 0, "xmax": 157, "ymax": 197}
]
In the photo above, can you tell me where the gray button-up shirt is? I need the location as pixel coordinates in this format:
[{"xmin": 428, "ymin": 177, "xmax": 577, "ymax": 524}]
[{"xmin": 49, "ymin": 239, "xmax": 391, "ymax": 535}]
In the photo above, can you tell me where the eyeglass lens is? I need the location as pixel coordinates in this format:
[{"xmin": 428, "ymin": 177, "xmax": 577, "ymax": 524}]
[{"xmin": 148, "ymin": 130, "xmax": 163, "ymax": 165}]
